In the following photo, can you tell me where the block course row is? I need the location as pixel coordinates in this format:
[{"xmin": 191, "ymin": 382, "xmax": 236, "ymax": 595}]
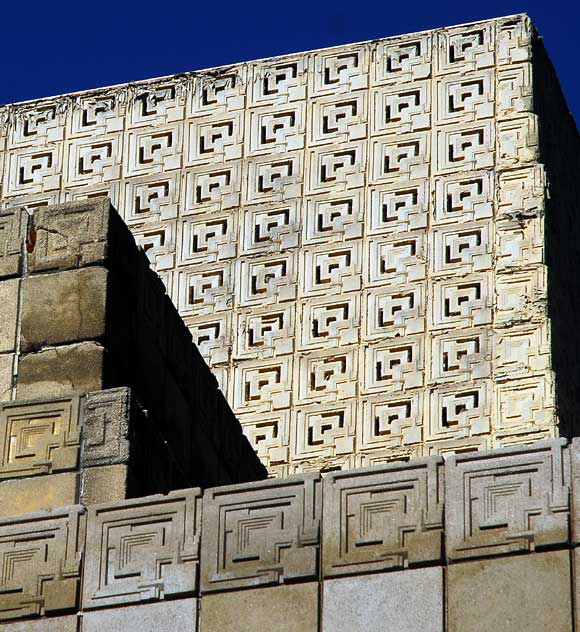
[{"xmin": 0, "ymin": 437, "xmax": 577, "ymax": 625}]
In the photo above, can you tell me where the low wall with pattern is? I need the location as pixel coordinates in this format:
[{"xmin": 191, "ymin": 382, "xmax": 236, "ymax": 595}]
[{"xmin": 0, "ymin": 438, "xmax": 578, "ymax": 630}]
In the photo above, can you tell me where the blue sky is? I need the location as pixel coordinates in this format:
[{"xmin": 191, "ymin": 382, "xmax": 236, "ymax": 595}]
[{"xmin": 1, "ymin": 0, "xmax": 578, "ymax": 126}]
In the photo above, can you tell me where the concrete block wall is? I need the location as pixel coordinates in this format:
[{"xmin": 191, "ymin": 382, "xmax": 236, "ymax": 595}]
[
  {"xmin": 0, "ymin": 198, "xmax": 266, "ymax": 492},
  {"xmin": 1, "ymin": 14, "xmax": 578, "ymax": 475},
  {"xmin": 0, "ymin": 438, "xmax": 578, "ymax": 630}
]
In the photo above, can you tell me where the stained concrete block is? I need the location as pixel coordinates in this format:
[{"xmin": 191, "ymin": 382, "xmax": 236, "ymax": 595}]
[
  {"xmin": 80, "ymin": 464, "xmax": 128, "ymax": 505},
  {"xmin": 4, "ymin": 614, "xmax": 78, "ymax": 631},
  {"xmin": 200, "ymin": 583, "xmax": 318, "ymax": 632},
  {"xmin": 82, "ymin": 598, "xmax": 197, "ymax": 632},
  {"xmin": 0, "ymin": 473, "xmax": 78, "ymax": 517},
  {"xmin": 0, "ymin": 353, "xmax": 13, "ymax": 401},
  {"xmin": 17, "ymin": 342, "xmax": 107, "ymax": 399},
  {"xmin": 20, "ymin": 267, "xmax": 108, "ymax": 351},
  {"xmin": 0, "ymin": 279, "xmax": 19, "ymax": 353},
  {"xmin": 447, "ymin": 551, "xmax": 572, "ymax": 632},
  {"xmin": 322, "ymin": 567, "xmax": 443, "ymax": 632}
]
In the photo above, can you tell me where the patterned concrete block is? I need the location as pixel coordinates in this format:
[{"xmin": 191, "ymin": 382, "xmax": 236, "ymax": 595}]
[
  {"xmin": 83, "ymin": 489, "xmax": 201, "ymax": 609},
  {"xmin": 201, "ymin": 474, "xmax": 321, "ymax": 592},
  {"xmin": 445, "ymin": 439, "xmax": 570, "ymax": 560},
  {"xmin": 322, "ymin": 457, "xmax": 443, "ymax": 577},
  {"xmin": 0, "ymin": 506, "xmax": 84, "ymax": 621}
]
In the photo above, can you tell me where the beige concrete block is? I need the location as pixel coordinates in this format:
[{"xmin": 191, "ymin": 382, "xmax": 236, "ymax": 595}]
[
  {"xmin": 3, "ymin": 614, "xmax": 78, "ymax": 631},
  {"xmin": 82, "ymin": 599, "xmax": 196, "ymax": 632},
  {"xmin": 20, "ymin": 267, "xmax": 108, "ymax": 351},
  {"xmin": 16, "ymin": 342, "xmax": 106, "ymax": 399},
  {"xmin": 323, "ymin": 567, "xmax": 443, "ymax": 631},
  {"xmin": 81, "ymin": 464, "xmax": 128, "ymax": 505},
  {"xmin": 447, "ymin": 551, "xmax": 572, "ymax": 631},
  {"xmin": 0, "ymin": 279, "xmax": 19, "ymax": 353},
  {"xmin": 0, "ymin": 353, "xmax": 13, "ymax": 401},
  {"xmin": 200, "ymin": 583, "xmax": 318, "ymax": 632},
  {"xmin": 0, "ymin": 473, "xmax": 78, "ymax": 517}
]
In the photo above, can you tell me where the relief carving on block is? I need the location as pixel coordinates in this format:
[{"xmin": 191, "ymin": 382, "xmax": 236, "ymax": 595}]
[
  {"xmin": 436, "ymin": 24, "xmax": 495, "ymax": 74},
  {"xmin": 372, "ymin": 35, "xmax": 432, "ymax": 85},
  {"xmin": 308, "ymin": 92, "xmax": 367, "ymax": 146},
  {"xmin": 292, "ymin": 400, "xmax": 356, "ymax": 461},
  {"xmin": 303, "ymin": 190, "xmax": 364, "ymax": 244},
  {"xmin": 367, "ymin": 181, "xmax": 429, "ymax": 235},
  {"xmin": 322, "ymin": 458, "xmax": 443, "ymax": 577},
  {"xmin": 358, "ymin": 392, "xmax": 423, "ymax": 450},
  {"xmin": 82, "ymin": 388, "xmax": 132, "ymax": 467},
  {"xmin": 371, "ymin": 82, "xmax": 431, "ymax": 135},
  {"xmin": 0, "ymin": 506, "xmax": 84, "ymax": 620},
  {"xmin": 445, "ymin": 439, "xmax": 570, "ymax": 559},
  {"xmin": 0, "ymin": 397, "xmax": 81, "ymax": 478},
  {"xmin": 83, "ymin": 489, "xmax": 201, "ymax": 608},
  {"xmin": 201, "ymin": 474, "xmax": 321, "ymax": 591}
]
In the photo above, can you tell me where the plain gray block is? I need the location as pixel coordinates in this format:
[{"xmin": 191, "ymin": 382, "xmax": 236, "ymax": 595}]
[
  {"xmin": 322, "ymin": 567, "xmax": 443, "ymax": 632},
  {"xmin": 82, "ymin": 598, "xmax": 197, "ymax": 631}
]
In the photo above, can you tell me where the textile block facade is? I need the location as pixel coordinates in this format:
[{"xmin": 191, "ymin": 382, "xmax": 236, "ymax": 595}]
[{"xmin": 1, "ymin": 13, "xmax": 578, "ymax": 480}]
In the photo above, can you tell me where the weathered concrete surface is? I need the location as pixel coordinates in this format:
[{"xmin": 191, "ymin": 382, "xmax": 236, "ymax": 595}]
[
  {"xmin": 0, "ymin": 279, "xmax": 19, "ymax": 353},
  {"xmin": 20, "ymin": 267, "xmax": 108, "ymax": 351},
  {"xmin": 447, "ymin": 551, "xmax": 572, "ymax": 631},
  {"xmin": 17, "ymin": 342, "xmax": 107, "ymax": 399},
  {"xmin": 200, "ymin": 583, "xmax": 318, "ymax": 631},
  {"xmin": 0, "ymin": 473, "xmax": 78, "ymax": 518},
  {"xmin": 82, "ymin": 599, "xmax": 197, "ymax": 631},
  {"xmin": 322, "ymin": 567, "xmax": 443, "ymax": 632}
]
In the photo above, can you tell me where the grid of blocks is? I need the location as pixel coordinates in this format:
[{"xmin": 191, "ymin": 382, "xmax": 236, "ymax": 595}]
[
  {"xmin": 0, "ymin": 437, "xmax": 578, "ymax": 630},
  {"xmin": 0, "ymin": 14, "xmax": 555, "ymax": 474}
]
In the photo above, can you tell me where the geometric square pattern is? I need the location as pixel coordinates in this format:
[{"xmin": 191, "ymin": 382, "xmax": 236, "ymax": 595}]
[
  {"xmin": 82, "ymin": 489, "xmax": 201, "ymax": 608},
  {"xmin": 201, "ymin": 474, "xmax": 321, "ymax": 592},
  {"xmin": 0, "ymin": 14, "xmax": 558, "ymax": 475},
  {"xmin": 322, "ymin": 457, "xmax": 443, "ymax": 577},
  {"xmin": 445, "ymin": 439, "xmax": 570, "ymax": 560}
]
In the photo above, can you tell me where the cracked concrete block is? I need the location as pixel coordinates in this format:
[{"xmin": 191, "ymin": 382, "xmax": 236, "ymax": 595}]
[
  {"xmin": 0, "ymin": 279, "xmax": 19, "ymax": 354},
  {"xmin": 20, "ymin": 267, "xmax": 108, "ymax": 352},
  {"xmin": 322, "ymin": 567, "xmax": 443, "ymax": 632},
  {"xmin": 5, "ymin": 615, "xmax": 78, "ymax": 631},
  {"xmin": 200, "ymin": 583, "xmax": 318, "ymax": 632},
  {"xmin": 0, "ymin": 473, "xmax": 78, "ymax": 518},
  {"xmin": 448, "ymin": 551, "xmax": 572, "ymax": 631},
  {"xmin": 82, "ymin": 599, "xmax": 197, "ymax": 632},
  {"xmin": 322, "ymin": 458, "xmax": 443, "ymax": 577},
  {"xmin": 0, "ymin": 353, "xmax": 13, "ymax": 402},
  {"xmin": 16, "ymin": 342, "xmax": 108, "ymax": 399}
]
